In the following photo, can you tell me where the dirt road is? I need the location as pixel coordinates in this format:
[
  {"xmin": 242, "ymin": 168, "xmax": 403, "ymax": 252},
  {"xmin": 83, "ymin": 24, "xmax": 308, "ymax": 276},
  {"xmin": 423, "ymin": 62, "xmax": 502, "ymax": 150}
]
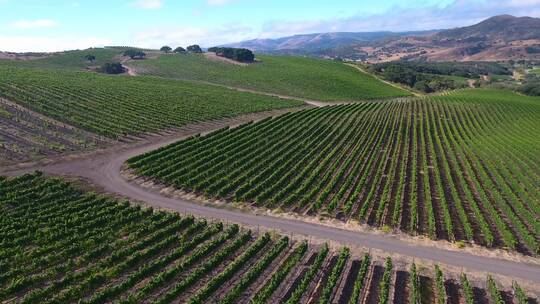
[{"xmin": 2, "ymin": 107, "xmax": 539, "ymax": 286}]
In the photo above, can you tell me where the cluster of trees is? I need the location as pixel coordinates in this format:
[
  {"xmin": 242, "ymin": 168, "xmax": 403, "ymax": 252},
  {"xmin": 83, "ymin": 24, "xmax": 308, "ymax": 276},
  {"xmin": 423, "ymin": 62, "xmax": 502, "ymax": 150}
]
[
  {"xmin": 374, "ymin": 64, "xmax": 467, "ymax": 93},
  {"xmin": 187, "ymin": 45, "xmax": 203, "ymax": 53},
  {"xmin": 160, "ymin": 45, "xmax": 203, "ymax": 54},
  {"xmin": 158, "ymin": 45, "xmax": 255, "ymax": 63},
  {"xmin": 208, "ymin": 47, "xmax": 255, "ymax": 63},
  {"xmin": 371, "ymin": 61, "xmax": 511, "ymax": 78},
  {"xmin": 123, "ymin": 49, "xmax": 146, "ymax": 59},
  {"xmin": 518, "ymin": 73, "xmax": 540, "ymax": 96},
  {"xmin": 84, "ymin": 54, "xmax": 96, "ymax": 63},
  {"xmin": 526, "ymin": 46, "xmax": 540, "ymax": 54},
  {"xmin": 83, "ymin": 53, "xmax": 124, "ymax": 74},
  {"xmin": 100, "ymin": 62, "xmax": 125, "ymax": 74}
]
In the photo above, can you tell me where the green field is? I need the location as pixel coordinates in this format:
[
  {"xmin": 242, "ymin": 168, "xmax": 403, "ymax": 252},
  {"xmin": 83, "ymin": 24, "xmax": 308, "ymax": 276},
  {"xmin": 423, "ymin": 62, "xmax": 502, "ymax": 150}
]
[
  {"xmin": 1, "ymin": 173, "xmax": 533, "ymax": 304},
  {"xmin": 0, "ymin": 66, "xmax": 302, "ymax": 139},
  {"xmin": 130, "ymin": 54, "xmax": 411, "ymax": 101},
  {"xmin": 128, "ymin": 89, "xmax": 540, "ymax": 254},
  {"xmin": 0, "ymin": 48, "xmax": 122, "ymax": 70},
  {"xmin": 531, "ymin": 68, "xmax": 540, "ymax": 75}
]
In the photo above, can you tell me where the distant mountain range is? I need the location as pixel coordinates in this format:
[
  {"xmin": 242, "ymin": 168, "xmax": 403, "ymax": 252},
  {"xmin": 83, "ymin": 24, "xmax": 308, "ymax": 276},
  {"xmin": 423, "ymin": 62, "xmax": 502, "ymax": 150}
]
[
  {"xmin": 225, "ymin": 15, "xmax": 540, "ymax": 62},
  {"xmin": 224, "ymin": 31, "xmax": 436, "ymax": 53}
]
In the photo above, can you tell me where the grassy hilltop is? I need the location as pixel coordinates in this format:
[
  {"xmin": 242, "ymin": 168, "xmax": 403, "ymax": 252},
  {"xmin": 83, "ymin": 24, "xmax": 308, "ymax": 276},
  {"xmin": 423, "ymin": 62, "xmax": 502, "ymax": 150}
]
[
  {"xmin": 0, "ymin": 48, "xmax": 121, "ymax": 70},
  {"xmin": 130, "ymin": 53, "xmax": 411, "ymax": 101}
]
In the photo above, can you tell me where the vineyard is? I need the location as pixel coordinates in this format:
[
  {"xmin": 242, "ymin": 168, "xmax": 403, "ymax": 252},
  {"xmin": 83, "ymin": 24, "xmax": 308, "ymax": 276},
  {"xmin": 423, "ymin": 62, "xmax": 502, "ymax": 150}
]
[
  {"xmin": 1, "ymin": 173, "xmax": 535, "ymax": 304},
  {"xmin": 0, "ymin": 48, "xmax": 122, "ymax": 70},
  {"xmin": 128, "ymin": 89, "xmax": 540, "ymax": 254},
  {"xmin": 130, "ymin": 53, "xmax": 411, "ymax": 101},
  {"xmin": 0, "ymin": 66, "xmax": 302, "ymax": 139},
  {"xmin": 0, "ymin": 98, "xmax": 108, "ymax": 165}
]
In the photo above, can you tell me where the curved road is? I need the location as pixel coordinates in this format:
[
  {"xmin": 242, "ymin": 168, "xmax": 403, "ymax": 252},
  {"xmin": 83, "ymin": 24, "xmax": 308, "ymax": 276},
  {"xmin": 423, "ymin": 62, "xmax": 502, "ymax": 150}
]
[{"xmin": 2, "ymin": 108, "xmax": 540, "ymax": 285}]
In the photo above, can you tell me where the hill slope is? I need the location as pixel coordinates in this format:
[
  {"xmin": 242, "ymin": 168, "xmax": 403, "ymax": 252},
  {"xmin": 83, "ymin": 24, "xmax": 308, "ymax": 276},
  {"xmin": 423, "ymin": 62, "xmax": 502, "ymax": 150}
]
[
  {"xmin": 355, "ymin": 15, "xmax": 540, "ymax": 62},
  {"xmin": 130, "ymin": 53, "xmax": 411, "ymax": 101},
  {"xmin": 436, "ymin": 14, "xmax": 540, "ymax": 41},
  {"xmin": 227, "ymin": 15, "xmax": 540, "ymax": 62},
  {"xmin": 224, "ymin": 31, "xmax": 435, "ymax": 54},
  {"xmin": 0, "ymin": 65, "xmax": 301, "ymax": 140},
  {"xmin": 0, "ymin": 48, "xmax": 123, "ymax": 70}
]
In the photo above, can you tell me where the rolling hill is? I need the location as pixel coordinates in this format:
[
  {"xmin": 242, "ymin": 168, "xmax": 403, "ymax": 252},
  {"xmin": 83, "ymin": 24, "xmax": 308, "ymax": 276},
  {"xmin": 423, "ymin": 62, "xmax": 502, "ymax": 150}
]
[
  {"xmin": 228, "ymin": 15, "xmax": 540, "ymax": 62},
  {"xmin": 129, "ymin": 53, "xmax": 411, "ymax": 101},
  {"xmin": 223, "ymin": 31, "xmax": 435, "ymax": 54},
  {"xmin": 367, "ymin": 15, "xmax": 540, "ymax": 62}
]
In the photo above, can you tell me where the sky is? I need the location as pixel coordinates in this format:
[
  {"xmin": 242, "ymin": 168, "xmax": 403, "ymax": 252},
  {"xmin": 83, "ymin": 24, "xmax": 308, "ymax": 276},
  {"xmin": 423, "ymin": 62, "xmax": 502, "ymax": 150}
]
[{"xmin": 1, "ymin": 0, "xmax": 540, "ymax": 52}]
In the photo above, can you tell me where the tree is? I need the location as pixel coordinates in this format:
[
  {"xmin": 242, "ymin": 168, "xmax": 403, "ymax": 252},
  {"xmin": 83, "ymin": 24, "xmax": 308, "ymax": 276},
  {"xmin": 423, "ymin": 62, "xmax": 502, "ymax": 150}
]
[
  {"xmin": 413, "ymin": 81, "xmax": 432, "ymax": 93},
  {"xmin": 100, "ymin": 62, "xmax": 125, "ymax": 74},
  {"xmin": 207, "ymin": 47, "xmax": 255, "ymax": 62},
  {"xmin": 382, "ymin": 65, "xmax": 416, "ymax": 87},
  {"xmin": 187, "ymin": 45, "xmax": 203, "ymax": 53},
  {"xmin": 160, "ymin": 46, "xmax": 172, "ymax": 53},
  {"xmin": 123, "ymin": 49, "xmax": 146, "ymax": 59},
  {"xmin": 173, "ymin": 47, "xmax": 186, "ymax": 53},
  {"xmin": 84, "ymin": 54, "xmax": 96, "ymax": 63}
]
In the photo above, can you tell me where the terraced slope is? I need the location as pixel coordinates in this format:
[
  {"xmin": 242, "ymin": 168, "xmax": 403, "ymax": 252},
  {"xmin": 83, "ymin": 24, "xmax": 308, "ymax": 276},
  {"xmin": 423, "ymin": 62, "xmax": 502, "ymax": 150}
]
[
  {"xmin": 128, "ymin": 89, "xmax": 540, "ymax": 254},
  {"xmin": 129, "ymin": 54, "xmax": 411, "ymax": 101},
  {"xmin": 0, "ymin": 66, "xmax": 302, "ymax": 139},
  {"xmin": 1, "ymin": 173, "xmax": 536, "ymax": 304}
]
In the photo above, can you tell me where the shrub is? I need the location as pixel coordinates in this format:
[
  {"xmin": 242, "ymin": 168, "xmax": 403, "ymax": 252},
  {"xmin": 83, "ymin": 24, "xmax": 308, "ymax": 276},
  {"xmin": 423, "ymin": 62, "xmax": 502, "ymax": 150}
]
[
  {"xmin": 100, "ymin": 62, "xmax": 125, "ymax": 74},
  {"xmin": 123, "ymin": 49, "xmax": 146, "ymax": 59},
  {"xmin": 84, "ymin": 54, "xmax": 96, "ymax": 62},
  {"xmin": 173, "ymin": 47, "xmax": 186, "ymax": 53}
]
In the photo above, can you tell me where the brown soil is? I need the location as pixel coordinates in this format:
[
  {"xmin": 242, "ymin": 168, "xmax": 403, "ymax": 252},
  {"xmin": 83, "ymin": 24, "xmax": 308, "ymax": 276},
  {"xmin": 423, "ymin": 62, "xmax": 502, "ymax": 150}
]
[
  {"xmin": 393, "ymin": 271, "xmax": 410, "ymax": 304},
  {"xmin": 336, "ymin": 259, "xmax": 361, "ymax": 304},
  {"xmin": 364, "ymin": 265, "xmax": 384, "ymax": 304}
]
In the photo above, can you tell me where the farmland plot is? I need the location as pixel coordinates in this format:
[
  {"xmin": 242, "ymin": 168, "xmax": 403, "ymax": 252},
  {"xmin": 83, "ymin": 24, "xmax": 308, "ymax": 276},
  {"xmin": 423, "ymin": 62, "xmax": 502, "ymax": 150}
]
[
  {"xmin": 130, "ymin": 53, "xmax": 411, "ymax": 101},
  {"xmin": 128, "ymin": 89, "xmax": 540, "ymax": 254},
  {"xmin": 0, "ymin": 99, "xmax": 108, "ymax": 165},
  {"xmin": 0, "ymin": 66, "xmax": 303, "ymax": 139},
  {"xmin": 0, "ymin": 173, "xmax": 535, "ymax": 304}
]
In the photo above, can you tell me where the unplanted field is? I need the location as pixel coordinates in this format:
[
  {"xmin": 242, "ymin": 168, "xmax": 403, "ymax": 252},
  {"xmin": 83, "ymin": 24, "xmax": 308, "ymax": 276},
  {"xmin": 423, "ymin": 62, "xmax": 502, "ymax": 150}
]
[
  {"xmin": 1, "ymin": 173, "xmax": 536, "ymax": 304},
  {"xmin": 130, "ymin": 53, "xmax": 411, "ymax": 101},
  {"xmin": 0, "ymin": 66, "xmax": 302, "ymax": 139},
  {"xmin": 128, "ymin": 89, "xmax": 540, "ymax": 255}
]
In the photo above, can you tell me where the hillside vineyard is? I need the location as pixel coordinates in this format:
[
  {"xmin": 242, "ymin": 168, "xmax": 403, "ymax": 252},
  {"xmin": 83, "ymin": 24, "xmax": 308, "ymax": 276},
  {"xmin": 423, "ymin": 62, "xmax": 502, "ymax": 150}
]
[
  {"xmin": 0, "ymin": 66, "xmax": 301, "ymax": 139},
  {"xmin": 128, "ymin": 90, "xmax": 540, "ymax": 254},
  {"xmin": 0, "ymin": 173, "xmax": 533, "ymax": 304},
  {"xmin": 130, "ymin": 54, "xmax": 411, "ymax": 101}
]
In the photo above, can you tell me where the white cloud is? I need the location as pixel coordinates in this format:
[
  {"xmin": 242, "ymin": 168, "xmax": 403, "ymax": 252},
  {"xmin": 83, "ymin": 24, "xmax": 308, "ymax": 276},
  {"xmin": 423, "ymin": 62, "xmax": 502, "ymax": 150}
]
[
  {"xmin": 10, "ymin": 19, "xmax": 57, "ymax": 29},
  {"xmin": 131, "ymin": 0, "xmax": 162, "ymax": 9},
  {"xmin": 131, "ymin": 24, "xmax": 253, "ymax": 48},
  {"xmin": 256, "ymin": 0, "xmax": 540, "ymax": 38},
  {"xmin": 0, "ymin": 35, "xmax": 113, "ymax": 52}
]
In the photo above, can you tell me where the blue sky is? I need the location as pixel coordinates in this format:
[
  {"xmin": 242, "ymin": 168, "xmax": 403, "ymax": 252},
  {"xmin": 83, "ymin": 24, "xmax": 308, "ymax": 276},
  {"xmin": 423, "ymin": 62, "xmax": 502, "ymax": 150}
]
[{"xmin": 1, "ymin": 0, "xmax": 539, "ymax": 52}]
